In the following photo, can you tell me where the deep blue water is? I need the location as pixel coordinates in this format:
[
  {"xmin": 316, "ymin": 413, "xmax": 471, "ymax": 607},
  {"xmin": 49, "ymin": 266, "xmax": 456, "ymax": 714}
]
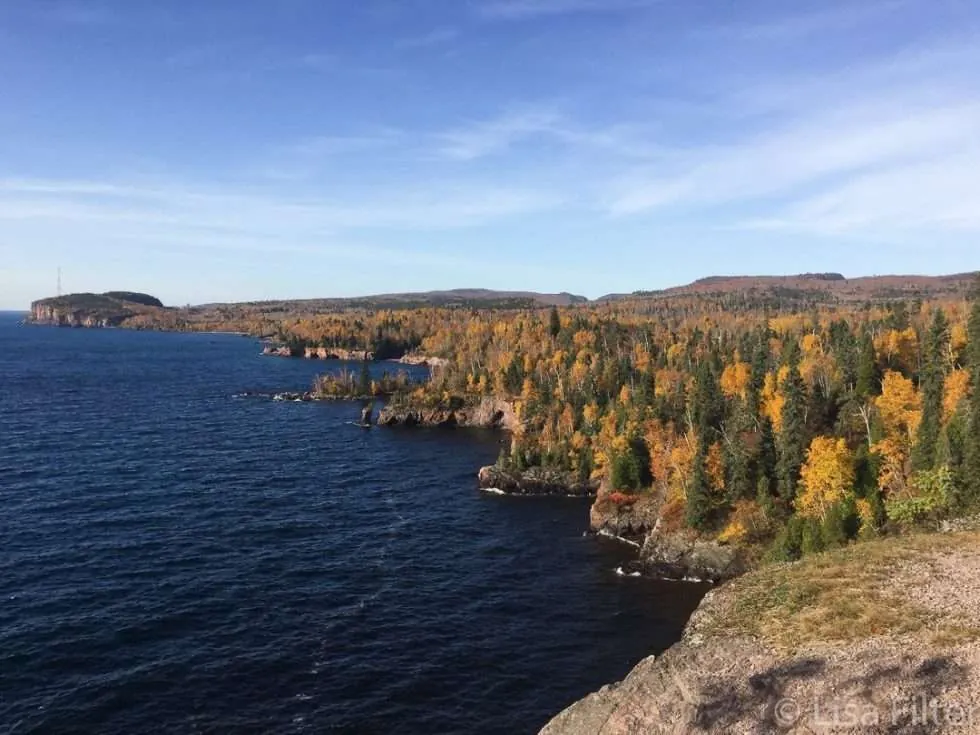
[{"xmin": 0, "ymin": 313, "xmax": 708, "ymax": 734}]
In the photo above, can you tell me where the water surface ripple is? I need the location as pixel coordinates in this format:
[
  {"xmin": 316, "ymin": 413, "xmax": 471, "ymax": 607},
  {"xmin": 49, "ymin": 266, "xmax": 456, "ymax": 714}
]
[{"xmin": 0, "ymin": 314, "xmax": 708, "ymax": 734}]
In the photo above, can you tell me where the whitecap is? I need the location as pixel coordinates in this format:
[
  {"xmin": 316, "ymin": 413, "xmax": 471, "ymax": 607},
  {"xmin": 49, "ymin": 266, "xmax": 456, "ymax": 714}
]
[
  {"xmin": 597, "ymin": 529, "xmax": 641, "ymax": 549},
  {"xmin": 481, "ymin": 487, "xmax": 507, "ymax": 495}
]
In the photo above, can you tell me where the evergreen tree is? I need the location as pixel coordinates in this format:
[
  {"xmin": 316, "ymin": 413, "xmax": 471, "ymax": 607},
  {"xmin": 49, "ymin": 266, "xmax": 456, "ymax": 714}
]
[
  {"xmin": 756, "ymin": 474, "xmax": 775, "ymax": 519},
  {"xmin": 748, "ymin": 339, "xmax": 768, "ymax": 415},
  {"xmin": 800, "ymin": 518, "xmax": 825, "ymax": 556},
  {"xmin": 964, "ymin": 289, "xmax": 980, "ymax": 506},
  {"xmin": 692, "ymin": 360, "xmax": 723, "ymax": 435},
  {"xmin": 357, "ymin": 359, "xmax": 372, "ymax": 396},
  {"xmin": 777, "ymin": 346, "xmax": 808, "ymax": 502},
  {"xmin": 724, "ymin": 428, "xmax": 751, "ymax": 502},
  {"xmin": 686, "ymin": 438, "xmax": 710, "ymax": 531},
  {"xmin": 913, "ymin": 309, "xmax": 948, "ymax": 471},
  {"xmin": 757, "ymin": 417, "xmax": 778, "ymax": 486},
  {"xmin": 821, "ymin": 504, "xmax": 848, "ymax": 549},
  {"xmin": 549, "ymin": 306, "xmax": 561, "ymax": 340},
  {"xmin": 855, "ymin": 331, "xmax": 878, "ymax": 400}
]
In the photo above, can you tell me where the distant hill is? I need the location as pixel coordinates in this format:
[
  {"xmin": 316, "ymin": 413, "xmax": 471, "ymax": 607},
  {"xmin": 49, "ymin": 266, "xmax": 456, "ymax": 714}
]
[
  {"xmin": 599, "ymin": 273, "xmax": 979, "ymax": 303},
  {"xmin": 197, "ymin": 288, "xmax": 588, "ymax": 312},
  {"xmin": 28, "ymin": 274, "xmax": 979, "ymax": 331}
]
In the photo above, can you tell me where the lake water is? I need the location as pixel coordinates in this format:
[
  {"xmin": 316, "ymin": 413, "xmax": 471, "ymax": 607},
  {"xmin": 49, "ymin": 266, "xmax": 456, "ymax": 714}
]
[{"xmin": 0, "ymin": 313, "xmax": 708, "ymax": 734}]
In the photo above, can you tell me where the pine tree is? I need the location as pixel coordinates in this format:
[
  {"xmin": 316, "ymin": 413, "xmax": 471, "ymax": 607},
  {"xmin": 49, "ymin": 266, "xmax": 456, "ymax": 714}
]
[
  {"xmin": 913, "ymin": 309, "xmax": 948, "ymax": 472},
  {"xmin": 777, "ymin": 345, "xmax": 808, "ymax": 502}
]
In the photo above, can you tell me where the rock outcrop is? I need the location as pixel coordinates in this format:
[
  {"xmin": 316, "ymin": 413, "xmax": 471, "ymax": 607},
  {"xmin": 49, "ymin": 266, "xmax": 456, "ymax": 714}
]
[
  {"xmin": 478, "ymin": 465, "xmax": 599, "ymax": 497},
  {"xmin": 394, "ymin": 354, "xmax": 450, "ymax": 368},
  {"xmin": 638, "ymin": 527, "xmax": 745, "ymax": 582},
  {"xmin": 589, "ymin": 484, "xmax": 744, "ymax": 581},
  {"xmin": 589, "ymin": 485, "xmax": 661, "ymax": 543},
  {"xmin": 303, "ymin": 346, "xmax": 374, "ymax": 361},
  {"xmin": 377, "ymin": 397, "xmax": 517, "ymax": 430},
  {"xmin": 260, "ymin": 345, "xmax": 375, "ymax": 360},
  {"xmin": 28, "ymin": 292, "xmax": 163, "ymax": 327},
  {"xmin": 540, "ymin": 531, "xmax": 980, "ymax": 734}
]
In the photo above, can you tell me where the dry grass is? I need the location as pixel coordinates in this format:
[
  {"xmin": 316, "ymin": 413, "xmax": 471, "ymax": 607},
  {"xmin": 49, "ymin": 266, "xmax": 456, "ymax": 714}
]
[{"xmin": 701, "ymin": 531, "xmax": 980, "ymax": 653}]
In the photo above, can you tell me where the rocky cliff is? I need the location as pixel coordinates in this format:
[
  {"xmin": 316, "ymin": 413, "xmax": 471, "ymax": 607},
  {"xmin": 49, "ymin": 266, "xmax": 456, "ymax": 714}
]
[
  {"xmin": 540, "ymin": 529, "xmax": 980, "ymax": 734},
  {"xmin": 28, "ymin": 292, "xmax": 164, "ymax": 327},
  {"xmin": 377, "ymin": 397, "xmax": 517, "ymax": 430},
  {"xmin": 589, "ymin": 485, "xmax": 744, "ymax": 582}
]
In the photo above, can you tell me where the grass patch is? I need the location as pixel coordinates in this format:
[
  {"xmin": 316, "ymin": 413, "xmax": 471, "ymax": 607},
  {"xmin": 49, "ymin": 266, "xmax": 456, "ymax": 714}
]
[{"xmin": 701, "ymin": 530, "xmax": 980, "ymax": 653}]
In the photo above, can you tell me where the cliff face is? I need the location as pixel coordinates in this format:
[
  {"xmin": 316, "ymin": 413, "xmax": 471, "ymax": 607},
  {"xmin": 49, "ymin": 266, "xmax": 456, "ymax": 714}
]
[
  {"xmin": 28, "ymin": 292, "xmax": 163, "ymax": 328},
  {"xmin": 540, "ymin": 530, "xmax": 980, "ymax": 735},
  {"xmin": 29, "ymin": 303, "xmax": 121, "ymax": 328}
]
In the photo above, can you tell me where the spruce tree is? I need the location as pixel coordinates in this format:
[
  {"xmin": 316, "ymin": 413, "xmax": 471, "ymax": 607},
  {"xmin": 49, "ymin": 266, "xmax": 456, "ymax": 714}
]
[
  {"xmin": 357, "ymin": 359, "xmax": 372, "ymax": 396},
  {"xmin": 856, "ymin": 331, "xmax": 878, "ymax": 400},
  {"xmin": 964, "ymin": 288, "xmax": 980, "ymax": 506},
  {"xmin": 549, "ymin": 306, "xmax": 561, "ymax": 340},
  {"xmin": 724, "ymin": 427, "xmax": 751, "ymax": 502},
  {"xmin": 686, "ymin": 438, "xmax": 710, "ymax": 531},
  {"xmin": 777, "ymin": 345, "xmax": 808, "ymax": 502},
  {"xmin": 913, "ymin": 309, "xmax": 948, "ymax": 472}
]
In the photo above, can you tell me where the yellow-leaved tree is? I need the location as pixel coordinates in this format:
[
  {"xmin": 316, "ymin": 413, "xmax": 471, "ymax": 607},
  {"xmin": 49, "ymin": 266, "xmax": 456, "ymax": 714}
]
[{"xmin": 796, "ymin": 436, "xmax": 854, "ymax": 520}]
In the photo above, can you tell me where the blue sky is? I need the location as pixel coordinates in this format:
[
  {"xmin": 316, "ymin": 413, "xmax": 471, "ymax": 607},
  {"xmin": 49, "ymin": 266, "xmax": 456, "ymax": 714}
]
[{"xmin": 1, "ymin": 0, "xmax": 978, "ymax": 308}]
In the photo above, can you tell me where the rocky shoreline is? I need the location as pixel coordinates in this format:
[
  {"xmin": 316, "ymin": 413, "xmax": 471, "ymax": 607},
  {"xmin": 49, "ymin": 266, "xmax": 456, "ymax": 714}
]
[
  {"xmin": 477, "ymin": 465, "xmax": 600, "ymax": 497},
  {"xmin": 261, "ymin": 345, "xmax": 375, "ymax": 360},
  {"xmin": 539, "ymin": 530, "xmax": 980, "ymax": 734}
]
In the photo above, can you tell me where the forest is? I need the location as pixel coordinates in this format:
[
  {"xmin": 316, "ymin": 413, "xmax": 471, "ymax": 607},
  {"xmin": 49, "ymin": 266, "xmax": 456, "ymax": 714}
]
[
  {"xmin": 247, "ymin": 282, "xmax": 980, "ymax": 562},
  {"xmin": 105, "ymin": 278, "xmax": 980, "ymax": 560}
]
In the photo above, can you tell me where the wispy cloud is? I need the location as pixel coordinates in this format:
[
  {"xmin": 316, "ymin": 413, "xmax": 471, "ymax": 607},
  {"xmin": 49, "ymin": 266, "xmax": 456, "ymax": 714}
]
[
  {"xmin": 395, "ymin": 27, "xmax": 459, "ymax": 50},
  {"xmin": 474, "ymin": 0, "xmax": 659, "ymax": 20},
  {"xmin": 34, "ymin": 1, "xmax": 116, "ymax": 26},
  {"xmin": 600, "ymin": 30, "xmax": 980, "ymax": 240},
  {"xmin": 437, "ymin": 110, "xmax": 565, "ymax": 160},
  {"xmin": 702, "ymin": 0, "xmax": 912, "ymax": 42},
  {"xmin": 435, "ymin": 108, "xmax": 665, "ymax": 161},
  {"xmin": 0, "ymin": 177, "xmax": 563, "ymax": 236}
]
